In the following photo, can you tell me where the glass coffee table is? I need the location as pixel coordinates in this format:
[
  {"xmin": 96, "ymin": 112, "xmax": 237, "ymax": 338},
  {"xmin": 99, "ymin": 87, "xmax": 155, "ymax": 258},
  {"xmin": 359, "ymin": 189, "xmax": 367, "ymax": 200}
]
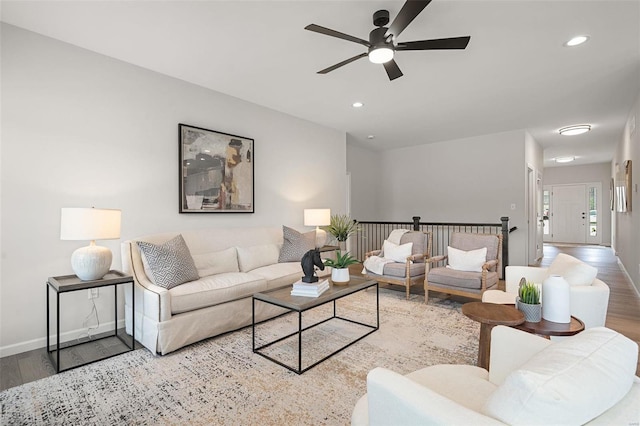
[{"xmin": 252, "ymin": 276, "xmax": 378, "ymax": 374}]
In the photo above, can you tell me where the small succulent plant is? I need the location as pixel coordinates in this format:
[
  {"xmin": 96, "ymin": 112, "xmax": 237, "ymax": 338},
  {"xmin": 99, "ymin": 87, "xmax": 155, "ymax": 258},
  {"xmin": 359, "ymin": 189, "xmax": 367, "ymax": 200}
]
[{"xmin": 518, "ymin": 277, "xmax": 540, "ymax": 304}]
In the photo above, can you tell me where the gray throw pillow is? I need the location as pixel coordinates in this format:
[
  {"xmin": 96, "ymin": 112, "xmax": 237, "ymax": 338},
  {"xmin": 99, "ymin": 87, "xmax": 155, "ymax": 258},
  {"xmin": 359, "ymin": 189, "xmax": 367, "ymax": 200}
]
[
  {"xmin": 137, "ymin": 235, "xmax": 199, "ymax": 289},
  {"xmin": 278, "ymin": 226, "xmax": 316, "ymax": 262}
]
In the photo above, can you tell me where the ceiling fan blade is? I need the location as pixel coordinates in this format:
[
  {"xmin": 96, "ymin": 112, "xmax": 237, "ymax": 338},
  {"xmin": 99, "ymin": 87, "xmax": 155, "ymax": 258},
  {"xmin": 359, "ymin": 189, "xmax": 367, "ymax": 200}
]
[
  {"xmin": 387, "ymin": 0, "xmax": 432, "ymax": 38},
  {"xmin": 397, "ymin": 36, "xmax": 471, "ymax": 51},
  {"xmin": 383, "ymin": 59, "xmax": 403, "ymax": 81},
  {"xmin": 318, "ymin": 52, "xmax": 368, "ymax": 74},
  {"xmin": 305, "ymin": 24, "xmax": 371, "ymax": 47}
]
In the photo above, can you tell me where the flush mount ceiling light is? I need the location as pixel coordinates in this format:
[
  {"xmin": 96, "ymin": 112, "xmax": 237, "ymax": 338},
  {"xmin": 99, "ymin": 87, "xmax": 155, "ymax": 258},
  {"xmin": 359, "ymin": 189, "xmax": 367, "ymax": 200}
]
[
  {"xmin": 559, "ymin": 124, "xmax": 591, "ymax": 136},
  {"xmin": 564, "ymin": 35, "xmax": 590, "ymax": 47},
  {"xmin": 352, "ymin": 102, "xmax": 364, "ymax": 108},
  {"xmin": 367, "ymin": 135, "xmax": 375, "ymax": 139},
  {"xmin": 555, "ymin": 156, "xmax": 575, "ymax": 163}
]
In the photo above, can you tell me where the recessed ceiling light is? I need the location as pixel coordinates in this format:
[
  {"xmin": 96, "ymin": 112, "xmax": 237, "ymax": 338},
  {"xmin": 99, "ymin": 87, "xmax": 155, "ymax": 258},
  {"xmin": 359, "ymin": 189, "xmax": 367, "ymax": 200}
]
[
  {"xmin": 367, "ymin": 135, "xmax": 375, "ymax": 139},
  {"xmin": 559, "ymin": 124, "xmax": 591, "ymax": 136},
  {"xmin": 352, "ymin": 102, "xmax": 364, "ymax": 108},
  {"xmin": 555, "ymin": 156, "xmax": 576, "ymax": 163},
  {"xmin": 565, "ymin": 35, "xmax": 589, "ymax": 47}
]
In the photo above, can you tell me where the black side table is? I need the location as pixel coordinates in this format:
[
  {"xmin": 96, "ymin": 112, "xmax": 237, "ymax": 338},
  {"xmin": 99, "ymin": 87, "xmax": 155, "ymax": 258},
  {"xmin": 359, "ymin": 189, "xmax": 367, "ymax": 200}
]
[{"xmin": 46, "ymin": 270, "xmax": 135, "ymax": 373}]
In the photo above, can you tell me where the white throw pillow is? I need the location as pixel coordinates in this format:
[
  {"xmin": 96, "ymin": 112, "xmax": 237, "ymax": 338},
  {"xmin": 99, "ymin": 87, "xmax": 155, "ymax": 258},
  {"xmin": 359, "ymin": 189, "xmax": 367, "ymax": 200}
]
[
  {"xmin": 191, "ymin": 247, "xmax": 239, "ymax": 277},
  {"xmin": 446, "ymin": 246, "xmax": 487, "ymax": 272},
  {"xmin": 382, "ymin": 240, "xmax": 413, "ymax": 263},
  {"xmin": 483, "ymin": 327, "xmax": 638, "ymax": 425},
  {"xmin": 237, "ymin": 244, "xmax": 281, "ymax": 272},
  {"xmin": 547, "ymin": 253, "xmax": 598, "ymax": 286}
]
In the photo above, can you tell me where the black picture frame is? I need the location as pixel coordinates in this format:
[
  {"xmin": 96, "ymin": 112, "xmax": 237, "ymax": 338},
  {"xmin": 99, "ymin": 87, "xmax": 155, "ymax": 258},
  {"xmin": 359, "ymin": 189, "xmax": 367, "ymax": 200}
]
[{"xmin": 179, "ymin": 123, "xmax": 254, "ymax": 213}]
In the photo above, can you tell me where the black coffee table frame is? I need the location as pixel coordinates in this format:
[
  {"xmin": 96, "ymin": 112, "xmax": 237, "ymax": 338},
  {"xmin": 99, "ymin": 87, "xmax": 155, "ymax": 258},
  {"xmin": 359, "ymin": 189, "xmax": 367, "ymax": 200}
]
[{"xmin": 252, "ymin": 278, "xmax": 378, "ymax": 374}]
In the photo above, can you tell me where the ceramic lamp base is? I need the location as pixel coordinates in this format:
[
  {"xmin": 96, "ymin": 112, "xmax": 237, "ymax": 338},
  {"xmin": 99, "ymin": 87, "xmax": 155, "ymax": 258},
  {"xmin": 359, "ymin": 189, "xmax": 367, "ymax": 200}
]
[{"xmin": 71, "ymin": 242, "xmax": 112, "ymax": 281}]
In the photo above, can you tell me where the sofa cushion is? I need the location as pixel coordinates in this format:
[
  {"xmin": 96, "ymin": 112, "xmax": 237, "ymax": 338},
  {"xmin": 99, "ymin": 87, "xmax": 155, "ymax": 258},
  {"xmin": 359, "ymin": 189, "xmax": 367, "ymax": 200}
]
[
  {"xmin": 375, "ymin": 262, "xmax": 425, "ymax": 278},
  {"xmin": 547, "ymin": 253, "xmax": 598, "ymax": 286},
  {"xmin": 168, "ymin": 272, "xmax": 267, "ymax": 314},
  {"xmin": 137, "ymin": 235, "xmax": 199, "ymax": 289},
  {"xmin": 483, "ymin": 327, "xmax": 638, "ymax": 425},
  {"xmin": 447, "ymin": 246, "xmax": 487, "ymax": 272},
  {"xmin": 250, "ymin": 262, "xmax": 303, "ymax": 289},
  {"xmin": 191, "ymin": 246, "xmax": 239, "ymax": 277},
  {"xmin": 428, "ymin": 267, "xmax": 498, "ymax": 290},
  {"xmin": 383, "ymin": 240, "xmax": 413, "ymax": 263},
  {"xmin": 237, "ymin": 244, "xmax": 280, "ymax": 272},
  {"xmin": 278, "ymin": 226, "xmax": 315, "ymax": 262},
  {"xmin": 407, "ymin": 365, "xmax": 497, "ymax": 413}
]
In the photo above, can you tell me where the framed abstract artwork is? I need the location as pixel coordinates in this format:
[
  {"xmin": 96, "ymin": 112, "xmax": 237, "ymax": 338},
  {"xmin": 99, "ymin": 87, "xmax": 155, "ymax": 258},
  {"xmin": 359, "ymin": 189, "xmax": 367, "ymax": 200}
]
[{"xmin": 179, "ymin": 123, "xmax": 254, "ymax": 213}]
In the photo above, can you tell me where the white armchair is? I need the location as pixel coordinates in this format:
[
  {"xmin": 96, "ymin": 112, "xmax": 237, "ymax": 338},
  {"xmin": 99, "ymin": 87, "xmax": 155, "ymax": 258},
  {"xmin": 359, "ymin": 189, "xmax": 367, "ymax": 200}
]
[
  {"xmin": 352, "ymin": 326, "xmax": 640, "ymax": 426},
  {"xmin": 483, "ymin": 254, "xmax": 610, "ymax": 329}
]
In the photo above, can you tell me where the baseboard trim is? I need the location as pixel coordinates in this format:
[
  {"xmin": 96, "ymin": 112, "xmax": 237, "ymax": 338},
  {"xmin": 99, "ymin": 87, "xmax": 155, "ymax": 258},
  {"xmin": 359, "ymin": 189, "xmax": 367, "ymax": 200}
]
[
  {"xmin": 617, "ymin": 258, "xmax": 640, "ymax": 298},
  {"xmin": 0, "ymin": 319, "xmax": 126, "ymax": 358}
]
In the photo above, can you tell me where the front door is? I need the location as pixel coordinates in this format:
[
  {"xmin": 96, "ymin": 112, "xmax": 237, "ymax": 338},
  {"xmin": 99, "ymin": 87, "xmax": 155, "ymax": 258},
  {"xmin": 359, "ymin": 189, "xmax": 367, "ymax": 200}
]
[{"xmin": 552, "ymin": 185, "xmax": 586, "ymax": 243}]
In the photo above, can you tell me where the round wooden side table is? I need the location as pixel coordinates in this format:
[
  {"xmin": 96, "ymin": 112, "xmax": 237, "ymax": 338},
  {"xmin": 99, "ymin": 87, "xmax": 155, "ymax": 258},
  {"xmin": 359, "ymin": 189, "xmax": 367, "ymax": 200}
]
[
  {"xmin": 462, "ymin": 302, "xmax": 525, "ymax": 370},
  {"xmin": 514, "ymin": 315, "xmax": 584, "ymax": 337}
]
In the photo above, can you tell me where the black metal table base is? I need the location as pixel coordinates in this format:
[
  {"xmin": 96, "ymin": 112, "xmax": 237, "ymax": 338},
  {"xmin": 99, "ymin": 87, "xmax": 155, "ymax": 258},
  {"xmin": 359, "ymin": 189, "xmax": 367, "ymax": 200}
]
[
  {"xmin": 46, "ymin": 272, "xmax": 135, "ymax": 373},
  {"xmin": 252, "ymin": 284, "xmax": 379, "ymax": 374}
]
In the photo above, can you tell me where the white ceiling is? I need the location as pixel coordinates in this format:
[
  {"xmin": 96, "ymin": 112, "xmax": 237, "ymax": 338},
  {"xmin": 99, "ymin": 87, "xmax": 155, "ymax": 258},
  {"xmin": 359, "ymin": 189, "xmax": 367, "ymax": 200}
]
[{"xmin": 2, "ymin": 0, "xmax": 639, "ymax": 167}]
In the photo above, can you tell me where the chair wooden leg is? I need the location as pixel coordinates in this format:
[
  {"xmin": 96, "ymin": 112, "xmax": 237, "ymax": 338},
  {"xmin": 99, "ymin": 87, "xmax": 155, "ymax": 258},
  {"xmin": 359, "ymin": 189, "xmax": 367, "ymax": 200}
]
[
  {"xmin": 424, "ymin": 281, "xmax": 429, "ymax": 304},
  {"xmin": 406, "ymin": 284, "xmax": 410, "ymax": 300}
]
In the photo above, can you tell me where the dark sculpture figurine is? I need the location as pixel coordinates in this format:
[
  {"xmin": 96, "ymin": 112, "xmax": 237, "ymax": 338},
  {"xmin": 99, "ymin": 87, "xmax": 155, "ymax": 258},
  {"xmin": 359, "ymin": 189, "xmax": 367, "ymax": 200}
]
[{"xmin": 301, "ymin": 249, "xmax": 324, "ymax": 283}]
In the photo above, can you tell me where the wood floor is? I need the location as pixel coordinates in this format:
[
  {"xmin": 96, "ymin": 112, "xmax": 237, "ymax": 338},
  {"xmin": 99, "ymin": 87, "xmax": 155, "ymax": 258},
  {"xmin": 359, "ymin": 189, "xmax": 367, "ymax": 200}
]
[{"xmin": 2, "ymin": 243, "xmax": 639, "ymax": 392}]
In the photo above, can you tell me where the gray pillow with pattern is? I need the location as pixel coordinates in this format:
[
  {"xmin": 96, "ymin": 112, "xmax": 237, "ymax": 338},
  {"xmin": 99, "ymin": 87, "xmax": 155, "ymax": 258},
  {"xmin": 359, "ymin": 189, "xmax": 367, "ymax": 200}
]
[
  {"xmin": 137, "ymin": 234, "xmax": 199, "ymax": 289},
  {"xmin": 278, "ymin": 226, "xmax": 316, "ymax": 262}
]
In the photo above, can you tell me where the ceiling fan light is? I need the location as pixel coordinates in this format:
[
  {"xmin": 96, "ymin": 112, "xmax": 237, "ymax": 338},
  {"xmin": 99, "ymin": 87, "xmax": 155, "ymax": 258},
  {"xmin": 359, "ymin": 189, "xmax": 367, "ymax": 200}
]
[
  {"xmin": 368, "ymin": 47, "xmax": 394, "ymax": 64},
  {"xmin": 559, "ymin": 124, "xmax": 591, "ymax": 136}
]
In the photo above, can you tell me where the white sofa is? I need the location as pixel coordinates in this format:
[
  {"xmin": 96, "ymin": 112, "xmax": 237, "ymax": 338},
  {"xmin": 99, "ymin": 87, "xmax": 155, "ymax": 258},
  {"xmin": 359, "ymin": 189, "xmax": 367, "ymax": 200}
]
[
  {"xmin": 122, "ymin": 226, "xmax": 321, "ymax": 355},
  {"xmin": 352, "ymin": 326, "xmax": 640, "ymax": 425},
  {"xmin": 483, "ymin": 253, "xmax": 610, "ymax": 329}
]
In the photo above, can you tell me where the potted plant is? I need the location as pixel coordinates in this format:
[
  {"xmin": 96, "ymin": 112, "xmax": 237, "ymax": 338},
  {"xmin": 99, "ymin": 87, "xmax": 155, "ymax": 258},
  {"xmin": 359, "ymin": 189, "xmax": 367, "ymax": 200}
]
[
  {"xmin": 324, "ymin": 214, "xmax": 360, "ymax": 250},
  {"xmin": 516, "ymin": 277, "xmax": 541, "ymax": 322},
  {"xmin": 324, "ymin": 250, "xmax": 360, "ymax": 285}
]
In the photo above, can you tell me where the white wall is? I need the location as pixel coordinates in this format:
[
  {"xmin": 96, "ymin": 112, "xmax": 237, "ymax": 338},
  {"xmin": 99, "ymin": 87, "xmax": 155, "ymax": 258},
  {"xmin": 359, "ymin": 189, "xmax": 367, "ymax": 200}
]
[
  {"xmin": 0, "ymin": 24, "xmax": 347, "ymax": 355},
  {"xmin": 543, "ymin": 162, "xmax": 613, "ymax": 245},
  {"xmin": 348, "ymin": 129, "xmax": 530, "ymax": 266},
  {"xmin": 346, "ymin": 137, "xmax": 381, "ymax": 221},
  {"xmin": 612, "ymin": 91, "xmax": 640, "ymax": 292}
]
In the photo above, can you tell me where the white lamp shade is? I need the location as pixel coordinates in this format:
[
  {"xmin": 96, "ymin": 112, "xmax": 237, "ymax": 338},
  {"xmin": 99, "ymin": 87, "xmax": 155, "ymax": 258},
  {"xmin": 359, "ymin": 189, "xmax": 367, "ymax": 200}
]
[
  {"xmin": 60, "ymin": 208, "xmax": 121, "ymax": 241},
  {"xmin": 61, "ymin": 207, "xmax": 121, "ymax": 280},
  {"xmin": 303, "ymin": 209, "xmax": 331, "ymax": 227}
]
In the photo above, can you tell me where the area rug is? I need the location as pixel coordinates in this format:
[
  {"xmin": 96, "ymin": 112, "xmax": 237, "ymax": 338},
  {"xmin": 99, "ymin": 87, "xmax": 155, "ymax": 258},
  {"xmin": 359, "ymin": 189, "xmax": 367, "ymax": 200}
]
[{"xmin": 1, "ymin": 289, "xmax": 479, "ymax": 425}]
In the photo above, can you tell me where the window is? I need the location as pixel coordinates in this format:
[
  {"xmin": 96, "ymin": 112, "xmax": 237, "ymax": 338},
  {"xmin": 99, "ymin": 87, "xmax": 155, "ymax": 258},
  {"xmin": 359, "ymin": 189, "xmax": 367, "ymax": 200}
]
[
  {"xmin": 589, "ymin": 187, "xmax": 597, "ymax": 237},
  {"xmin": 543, "ymin": 190, "xmax": 550, "ymax": 236}
]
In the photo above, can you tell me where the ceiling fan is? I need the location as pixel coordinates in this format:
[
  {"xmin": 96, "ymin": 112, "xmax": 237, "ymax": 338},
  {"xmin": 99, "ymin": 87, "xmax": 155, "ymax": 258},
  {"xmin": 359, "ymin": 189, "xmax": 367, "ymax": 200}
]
[{"xmin": 305, "ymin": 0, "xmax": 470, "ymax": 81}]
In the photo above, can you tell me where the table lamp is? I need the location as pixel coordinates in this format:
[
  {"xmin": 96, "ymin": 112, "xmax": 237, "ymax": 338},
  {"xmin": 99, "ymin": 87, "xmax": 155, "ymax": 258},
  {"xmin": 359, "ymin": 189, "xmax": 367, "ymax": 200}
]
[
  {"xmin": 304, "ymin": 208, "xmax": 331, "ymax": 248},
  {"xmin": 60, "ymin": 207, "xmax": 122, "ymax": 281}
]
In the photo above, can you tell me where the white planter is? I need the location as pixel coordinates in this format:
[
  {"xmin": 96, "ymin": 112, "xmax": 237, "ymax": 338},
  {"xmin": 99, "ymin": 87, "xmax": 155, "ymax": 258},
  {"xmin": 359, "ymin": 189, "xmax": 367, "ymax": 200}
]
[
  {"xmin": 331, "ymin": 268, "xmax": 350, "ymax": 285},
  {"xmin": 542, "ymin": 275, "xmax": 571, "ymax": 323}
]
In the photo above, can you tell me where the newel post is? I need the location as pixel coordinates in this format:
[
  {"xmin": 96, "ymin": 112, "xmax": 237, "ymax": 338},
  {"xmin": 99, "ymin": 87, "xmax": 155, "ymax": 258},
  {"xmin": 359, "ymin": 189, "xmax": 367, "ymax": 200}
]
[
  {"xmin": 500, "ymin": 216, "xmax": 509, "ymax": 278},
  {"xmin": 412, "ymin": 216, "xmax": 421, "ymax": 231}
]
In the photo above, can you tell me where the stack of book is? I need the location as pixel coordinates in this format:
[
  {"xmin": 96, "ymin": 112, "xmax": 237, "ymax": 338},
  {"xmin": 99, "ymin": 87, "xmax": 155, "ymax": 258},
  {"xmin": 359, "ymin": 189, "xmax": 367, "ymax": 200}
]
[{"xmin": 290, "ymin": 279, "xmax": 330, "ymax": 297}]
